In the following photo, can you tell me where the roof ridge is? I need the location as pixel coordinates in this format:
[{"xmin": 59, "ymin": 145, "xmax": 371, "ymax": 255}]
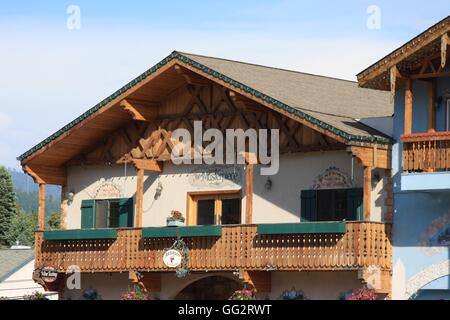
[
  {"xmin": 17, "ymin": 50, "xmax": 392, "ymax": 162},
  {"xmin": 176, "ymin": 51, "xmax": 359, "ymax": 84}
]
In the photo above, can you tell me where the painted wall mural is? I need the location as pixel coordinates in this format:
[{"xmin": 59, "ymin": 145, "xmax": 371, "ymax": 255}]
[
  {"xmin": 187, "ymin": 165, "xmax": 243, "ymax": 188},
  {"xmin": 311, "ymin": 167, "xmax": 353, "ymax": 190},
  {"xmin": 94, "ymin": 179, "xmax": 124, "ymax": 199},
  {"xmin": 405, "ymin": 260, "xmax": 450, "ymax": 299},
  {"xmin": 418, "ymin": 211, "xmax": 450, "ymax": 256}
]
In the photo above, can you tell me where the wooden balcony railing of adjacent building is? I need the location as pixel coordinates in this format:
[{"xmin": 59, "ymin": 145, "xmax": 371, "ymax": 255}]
[
  {"xmin": 402, "ymin": 132, "xmax": 450, "ymax": 172},
  {"xmin": 35, "ymin": 222, "xmax": 391, "ymax": 273}
]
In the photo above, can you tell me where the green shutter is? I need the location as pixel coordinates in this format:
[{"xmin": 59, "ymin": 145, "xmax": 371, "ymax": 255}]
[
  {"xmin": 119, "ymin": 198, "xmax": 134, "ymax": 228},
  {"xmin": 346, "ymin": 188, "xmax": 363, "ymax": 221},
  {"xmin": 81, "ymin": 200, "xmax": 95, "ymax": 229},
  {"xmin": 300, "ymin": 190, "xmax": 317, "ymax": 222}
]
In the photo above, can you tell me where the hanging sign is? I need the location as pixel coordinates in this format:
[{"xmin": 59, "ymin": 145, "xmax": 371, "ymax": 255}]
[
  {"xmin": 163, "ymin": 249, "xmax": 183, "ymax": 268},
  {"xmin": 40, "ymin": 266, "xmax": 58, "ymax": 283}
]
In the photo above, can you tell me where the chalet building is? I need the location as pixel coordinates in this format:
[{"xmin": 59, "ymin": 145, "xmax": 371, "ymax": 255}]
[
  {"xmin": 358, "ymin": 15, "xmax": 450, "ymax": 300},
  {"xmin": 19, "ymin": 51, "xmax": 393, "ymax": 300}
]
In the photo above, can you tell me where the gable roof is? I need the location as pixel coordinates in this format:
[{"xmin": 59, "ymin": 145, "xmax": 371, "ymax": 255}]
[
  {"xmin": 0, "ymin": 249, "xmax": 34, "ymax": 283},
  {"xmin": 18, "ymin": 51, "xmax": 392, "ymax": 163},
  {"xmin": 357, "ymin": 15, "xmax": 450, "ymax": 89}
]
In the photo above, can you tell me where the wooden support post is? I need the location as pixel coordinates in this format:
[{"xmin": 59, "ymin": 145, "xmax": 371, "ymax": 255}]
[
  {"xmin": 363, "ymin": 166, "xmax": 372, "ymax": 221},
  {"xmin": 427, "ymin": 80, "xmax": 436, "ymax": 133},
  {"xmin": 245, "ymin": 162, "xmax": 254, "ymax": 225},
  {"xmin": 404, "ymin": 79, "xmax": 413, "ymax": 135},
  {"xmin": 38, "ymin": 183, "xmax": 46, "ymax": 230},
  {"xmin": 135, "ymin": 168, "xmax": 144, "ymax": 228}
]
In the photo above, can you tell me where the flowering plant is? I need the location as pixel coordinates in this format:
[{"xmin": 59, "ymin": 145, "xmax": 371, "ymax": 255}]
[
  {"xmin": 167, "ymin": 210, "xmax": 185, "ymax": 222},
  {"xmin": 121, "ymin": 285, "xmax": 149, "ymax": 300},
  {"xmin": 344, "ymin": 287, "xmax": 379, "ymax": 300},
  {"xmin": 24, "ymin": 291, "xmax": 49, "ymax": 300},
  {"xmin": 229, "ymin": 289, "xmax": 255, "ymax": 300}
]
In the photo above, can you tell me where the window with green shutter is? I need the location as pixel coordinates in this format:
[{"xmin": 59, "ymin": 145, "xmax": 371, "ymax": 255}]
[
  {"xmin": 300, "ymin": 188, "xmax": 363, "ymax": 222},
  {"xmin": 80, "ymin": 198, "xmax": 134, "ymax": 229}
]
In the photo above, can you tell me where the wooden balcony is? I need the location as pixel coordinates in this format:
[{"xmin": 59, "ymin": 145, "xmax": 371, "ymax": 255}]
[
  {"xmin": 402, "ymin": 132, "xmax": 450, "ymax": 172},
  {"xmin": 35, "ymin": 222, "xmax": 391, "ymax": 273}
]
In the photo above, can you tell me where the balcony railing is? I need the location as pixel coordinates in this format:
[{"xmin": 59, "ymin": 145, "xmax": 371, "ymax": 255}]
[
  {"xmin": 35, "ymin": 222, "xmax": 391, "ymax": 273},
  {"xmin": 401, "ymin": 132, "xmax": 450, "ymax": 172}
]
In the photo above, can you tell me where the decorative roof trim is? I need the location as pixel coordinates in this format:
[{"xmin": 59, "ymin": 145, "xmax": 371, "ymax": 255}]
[
  {"xmin": 18, "ymin": 51, "xmax": 391, "ymax": 162},
  {"xmin": 357, "ymin": 15, "xmax": 450, "ymax": 83}
]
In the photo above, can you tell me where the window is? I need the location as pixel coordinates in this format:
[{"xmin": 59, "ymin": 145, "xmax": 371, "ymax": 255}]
[
  {"xmin": 81, "ymin": 198, "xmax": 133, "ymax": 229},
  {"xmin": 188, "ymin": 192, "xmax": 241, "ymax": 226},
  {"xmin": 300, "ymin": 188, "xmax": 363, "ymax": 222}
]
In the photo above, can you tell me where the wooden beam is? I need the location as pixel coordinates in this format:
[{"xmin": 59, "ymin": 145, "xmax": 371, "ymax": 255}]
[
  {"xmin": 390, "ymin": 66, "xmax": 404, "ymax": 101},
  {"xmin": 410, "ymin": 71, "xmax": 450, "ymax": 79},
  {"xmin": 441, "ymin": 33, "xmax": 450, "ymax": 69},
  {"xmin": 404, "ymin": 78, "xmax": 413, "ymax": 135},
  {"xmin": 132, "ymin": 159, "xmax": 163, "ymax": 172},
  {"xmin": 135, "ymin": 167, "xmax": 144, "ymax": 228},
  {"xmin": 245, "ymin": 162, "xmax": 254, "ymax": 224},
  {"xmin": 363, "ymin": 166, "xmax": 372, "ymax": 221},
  {"xmin": 239, "ymin": 271, "xmax": 271, "ymax": 293},
  {"xmin": 38, "ymin": 183, "xmax": 46, "ymax": 230},
  {"xmin": 121, "ymin": 99, "xmax": 146, "ymax": 121},
  {"xmin": 348, "ymin": 146, "xmax": 391, "ymax": 170},
  {"xmin": 427, "ymin": 80, "xmax": 436, "ymax": 133},
  {"xmin": 23, "ymin": 165, "xmax": 45, "ymax": 184}
]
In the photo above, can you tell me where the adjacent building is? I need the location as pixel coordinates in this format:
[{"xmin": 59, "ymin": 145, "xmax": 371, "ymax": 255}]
[{"xmin": 358, "ymin": 15, "xmax": 450, "ymax": 300}]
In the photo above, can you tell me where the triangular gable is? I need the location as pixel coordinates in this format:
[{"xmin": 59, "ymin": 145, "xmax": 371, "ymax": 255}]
[{"xmin": 19, "ymin": 51, "xmax": 392, "ymax": 164}]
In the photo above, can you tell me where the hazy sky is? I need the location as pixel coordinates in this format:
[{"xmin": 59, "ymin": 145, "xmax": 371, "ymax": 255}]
[{"xmin": 0, "ymin": 1, "xmax": 448, "ymax": 169}]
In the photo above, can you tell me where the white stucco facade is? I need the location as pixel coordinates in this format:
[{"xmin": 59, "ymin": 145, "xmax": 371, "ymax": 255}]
[{"xmin": 64, "ymin": 151, "xmax": 387, "ymax": 229}]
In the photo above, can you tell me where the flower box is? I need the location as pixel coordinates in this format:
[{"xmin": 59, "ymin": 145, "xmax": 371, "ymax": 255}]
[{"xmin": 166, "ymin": 220, "xmax": 185, "ymax": 227}]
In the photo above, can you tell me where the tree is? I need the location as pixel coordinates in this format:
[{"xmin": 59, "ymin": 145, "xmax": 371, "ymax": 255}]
[
  {"xmin": 47, "ymin": 212, "xmax": 61, "ymax": 230},
  {"xmin": 0, "ymin": 166, "xmax": 17, "ymax": 247},
  {"xmin": 5, "ymin": 209, "xmax": 36, "ymax": 246}
]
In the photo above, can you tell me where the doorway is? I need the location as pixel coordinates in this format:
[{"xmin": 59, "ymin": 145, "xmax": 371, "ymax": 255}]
[{"xmin": 174, "ymin": 276, "xmax": 242, "ymax": 300}]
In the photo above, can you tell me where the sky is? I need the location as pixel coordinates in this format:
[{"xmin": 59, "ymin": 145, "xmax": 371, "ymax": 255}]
[{"xmin": 0, "ymin": 0, "xmax": 448, "ymax": 169}]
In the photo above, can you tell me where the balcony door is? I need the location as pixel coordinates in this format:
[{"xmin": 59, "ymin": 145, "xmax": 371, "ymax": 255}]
[{"xmin": 187, "ymin": 191, "xmax": 241, "ymax": 226}]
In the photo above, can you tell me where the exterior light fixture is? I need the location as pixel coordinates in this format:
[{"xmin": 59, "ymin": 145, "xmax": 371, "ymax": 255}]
[
  {"xmin": 67, "ymin": 190, "xmax": 75, "ymax": 205},
  {"xmin": 154, "ymin": 182, "xmax": 163, "ymax": 200}
]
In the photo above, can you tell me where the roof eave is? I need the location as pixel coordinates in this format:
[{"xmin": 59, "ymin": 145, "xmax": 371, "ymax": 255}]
[{"xmin": 18, "ymin": 51, "xmax": 392, "ymax": 163}]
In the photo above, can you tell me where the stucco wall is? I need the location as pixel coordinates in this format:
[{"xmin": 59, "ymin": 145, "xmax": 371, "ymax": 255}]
[
  {"xmin": 392, "ymin": 75, "xmax": 450, "ymax": 299},
  {"xmin": 62, "ymin": 151, "xmax": 387, "ymax": 229},
  {"xmin": 61, "ymin": 271, "xmax": 363, "ymax": 300}
]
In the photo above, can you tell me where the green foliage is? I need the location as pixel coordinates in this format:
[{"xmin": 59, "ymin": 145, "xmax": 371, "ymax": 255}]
[
  {"xmin": 0, "ymin": 166, "xmax": 17, "ymax": 247},
  {"xmin": 5, "ymin": 209, "xmax": 36, "ymax": 246},
  {"xmin": 15, "ymin": 190, "xmax": 60, "ymax": 217},
  {"xmin": 47, "ymin": 212, "xmax": 61, "ymax": 230}
]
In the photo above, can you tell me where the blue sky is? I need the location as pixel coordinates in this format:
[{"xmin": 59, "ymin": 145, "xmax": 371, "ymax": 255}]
[{"xmin": 0, "ymin": 1, "xmax": 448, "ymax": 169}]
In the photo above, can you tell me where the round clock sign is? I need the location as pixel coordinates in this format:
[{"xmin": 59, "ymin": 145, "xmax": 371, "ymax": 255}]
[{"xmin": 163, "ymin": 249, "xmax": 182, "ymax": 268}]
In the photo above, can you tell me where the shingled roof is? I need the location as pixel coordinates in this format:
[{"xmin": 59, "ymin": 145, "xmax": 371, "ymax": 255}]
[
  {"xmin": 18, "ymin": 51, "xmax": 393, "ymax": 162},
  {"xmin": 0, "ymin": 249, "xmax": 34, "ymax": 283}
]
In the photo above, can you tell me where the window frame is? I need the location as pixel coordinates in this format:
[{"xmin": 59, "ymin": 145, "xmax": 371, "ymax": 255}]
[
  {"xmin": 81, "ymin": 197, "xmax": 133, "ymax": 229},
  {"xmin": 95, "ymin": 199, "xmax": 121, "ymax": 229},
  {"xmin": 300, "ymin": 188, "xmax": 363, "ymax": 223},
  {"xmin": 187, "ymin": 190, "xmax": 242, "ymax": 226}
]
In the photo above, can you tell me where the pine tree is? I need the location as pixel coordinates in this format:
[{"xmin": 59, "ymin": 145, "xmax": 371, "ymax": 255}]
[{"xmin": 0, "ymin": 166, "xmax": 17, "ymax": 247}]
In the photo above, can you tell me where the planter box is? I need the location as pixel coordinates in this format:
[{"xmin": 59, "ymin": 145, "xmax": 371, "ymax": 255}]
[{"xmin": 166, "ymin": 220, "xmax": 185, "ymax": 227}]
